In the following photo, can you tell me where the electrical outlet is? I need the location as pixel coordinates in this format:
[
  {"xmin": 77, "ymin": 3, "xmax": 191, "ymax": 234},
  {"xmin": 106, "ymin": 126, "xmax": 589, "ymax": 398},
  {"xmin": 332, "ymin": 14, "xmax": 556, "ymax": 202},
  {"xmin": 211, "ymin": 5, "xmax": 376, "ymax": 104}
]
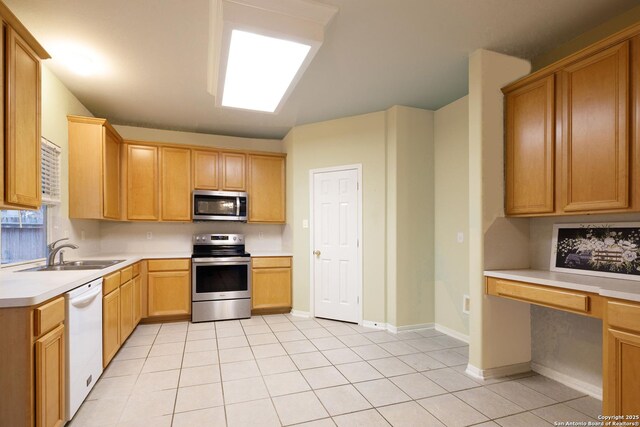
[
  {"xmin": 81, "ymin": 230, "xmax": 85, "ymax": 241},
  {"xmin": 302, "ymin": 219, "xmax": 309, "ymax": 229},
  {"xmin": 462, "ymin": 294, "xmax": 470, "ymax": 314},
  {"xmin": 146, "ymin": 232, "xmax": 153, "ymax": 240},
  {"xmin": 457, "ymin": 232, "xmax": 464, "ymax": 243},
  {"xmin": 259, "ymin": 232, "xmax": 264, "ymax": 240}
]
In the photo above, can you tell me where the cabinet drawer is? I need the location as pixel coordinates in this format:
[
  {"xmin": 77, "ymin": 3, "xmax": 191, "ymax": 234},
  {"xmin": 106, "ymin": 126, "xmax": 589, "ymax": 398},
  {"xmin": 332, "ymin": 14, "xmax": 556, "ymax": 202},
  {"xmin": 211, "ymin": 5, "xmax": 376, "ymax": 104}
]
[
  {"xmin": 103, "ymin": 271, "xmax": 121, "ymax": 295},
  {"xmin": 252, "ymin": 257, "xmax": 291, "ymax": 269},
  {"xmin": 34, "ymin": 297, "xmax": 65, "ymax": 337},
  {"xmin": 607, "ymin": 300, "xmax": 640, "ymax": 331},
  {"xmin": 132, "ymin": 262, "xmax": 141, "ymax": 278},
  {"xmin": 120, "ymin": 266, "xmax": 133, "ymax": 284},
  {"xmin": 120, "ymin": 265, "xmax": 133, "ymax": 285},
  {"xmin": 487, "ymin": 277, "xmax": 590, "ymax": 313},
  {"xmin": 148, "ymin": 259, "xmax": 190, "ymax": 272}
]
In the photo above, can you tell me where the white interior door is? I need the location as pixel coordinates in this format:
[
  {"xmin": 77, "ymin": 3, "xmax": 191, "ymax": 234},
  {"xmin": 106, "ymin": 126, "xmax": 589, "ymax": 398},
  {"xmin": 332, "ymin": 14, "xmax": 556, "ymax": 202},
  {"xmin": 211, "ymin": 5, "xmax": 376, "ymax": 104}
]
[{"xmin": 312, "ymin": 167, "xmax": 360, "ymax": 323}]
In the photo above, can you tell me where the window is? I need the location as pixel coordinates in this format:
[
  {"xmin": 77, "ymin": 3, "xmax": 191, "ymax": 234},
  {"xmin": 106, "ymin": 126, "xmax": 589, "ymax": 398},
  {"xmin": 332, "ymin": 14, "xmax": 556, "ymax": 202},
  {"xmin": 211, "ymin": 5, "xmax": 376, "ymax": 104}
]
[
  {"xmin": 1, "ymin": 206, "xmax": 47, "ymax": 264},
  {"xmin": 1, "ymin": 137, "xmax": 60, "ymax": 265}
]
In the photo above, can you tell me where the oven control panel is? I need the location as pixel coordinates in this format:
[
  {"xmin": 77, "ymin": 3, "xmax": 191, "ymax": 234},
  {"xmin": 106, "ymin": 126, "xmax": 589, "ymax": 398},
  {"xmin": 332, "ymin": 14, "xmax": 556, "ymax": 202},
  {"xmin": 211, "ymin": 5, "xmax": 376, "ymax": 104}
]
[{"xmin": 193, "ymin": 234, "xmax": 244, "ymax": 245}]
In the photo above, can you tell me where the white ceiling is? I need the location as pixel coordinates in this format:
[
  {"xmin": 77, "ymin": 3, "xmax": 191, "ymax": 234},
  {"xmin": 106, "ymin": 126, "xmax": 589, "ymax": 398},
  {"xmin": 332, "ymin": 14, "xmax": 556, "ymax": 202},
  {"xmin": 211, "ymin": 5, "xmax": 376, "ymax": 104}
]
[{"xmin": 6, "ymin": 0, "xmax": 640, "ymax": 139}]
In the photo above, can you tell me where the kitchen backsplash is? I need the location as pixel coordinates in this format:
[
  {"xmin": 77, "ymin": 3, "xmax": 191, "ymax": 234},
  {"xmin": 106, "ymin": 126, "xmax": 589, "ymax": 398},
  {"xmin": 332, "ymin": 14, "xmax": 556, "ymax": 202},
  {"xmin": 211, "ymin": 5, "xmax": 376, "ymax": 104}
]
[{"xmin": 98, "ymin": 221, "xmax": 285, "ymax": 255}]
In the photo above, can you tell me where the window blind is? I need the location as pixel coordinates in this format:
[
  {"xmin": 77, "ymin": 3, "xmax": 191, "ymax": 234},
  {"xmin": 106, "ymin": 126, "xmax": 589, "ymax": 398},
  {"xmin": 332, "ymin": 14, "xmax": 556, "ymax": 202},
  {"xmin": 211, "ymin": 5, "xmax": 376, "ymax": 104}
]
[{"xmin": 41, "ymin": 137, "xmax": 61, "ymax": 205}]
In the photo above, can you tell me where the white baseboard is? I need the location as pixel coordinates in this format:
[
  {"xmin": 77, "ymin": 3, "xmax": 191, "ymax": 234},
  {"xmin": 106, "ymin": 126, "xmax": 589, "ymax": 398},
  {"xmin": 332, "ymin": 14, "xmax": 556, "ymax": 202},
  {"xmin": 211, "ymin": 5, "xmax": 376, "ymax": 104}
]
[
  {"xmin": 531, "ymin": 362, "xmax": 602, "ymax": 400},
  {"xmin": 289, "ymin": 310, "xmax": 311, "ymax": 318},
  {"xmin": 361, "ymin": 320, "xmax": 387, "ymax": 330},
  {"xmin": 434, "ymin": 323, "xmax": 469, "ymax": 343},
  {"xmin": 466, "ymin": 361, "xmax": 531, "ymax": 381},
  {"xmin": 387, "ymin": 322, "xmax": 435, "ymax": 333}
]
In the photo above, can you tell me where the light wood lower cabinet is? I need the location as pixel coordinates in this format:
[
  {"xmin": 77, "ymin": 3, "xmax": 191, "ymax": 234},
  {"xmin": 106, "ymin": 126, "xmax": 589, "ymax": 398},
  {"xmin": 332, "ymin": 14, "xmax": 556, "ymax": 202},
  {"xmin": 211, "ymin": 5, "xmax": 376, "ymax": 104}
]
[
  {"xmin": 251, "ymin": 257, "xmax": 292, "ymax": 314},
  {"xmin": 486, "ymin": 275, "xmax": 640, "ymax": 415},
  {"xmin": 119, "ymin": 280, "xmax": 134, "ymax": 343},
  {"xmin": 35, "ymin": 323, "xmax": 65, "ymax": 427},
  {"xmin": 102, "ymin": 288, "xmax": 120, "ymax": 368},
  {"xmin": 148, "ymin": 271, "xmax": 191, "ymax": 317},
  {"xmin": 103, "ymin": 263, "xmax": 142, "ymax": 367},
  {"xmin": 604, "ymin": 300, "xmax": 640, "ymax": 416},
  {"xmin": 133, "ymin": 274, "xmax": 142, "ymax": 325}
]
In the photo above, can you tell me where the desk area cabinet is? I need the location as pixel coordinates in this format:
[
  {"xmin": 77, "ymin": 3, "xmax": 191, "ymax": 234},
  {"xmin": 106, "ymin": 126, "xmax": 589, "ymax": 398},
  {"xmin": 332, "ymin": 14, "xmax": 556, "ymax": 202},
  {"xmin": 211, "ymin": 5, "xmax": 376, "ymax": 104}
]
[{"xmin": 485, "ymin": 273, "xmax": 640, "ymax": 416}]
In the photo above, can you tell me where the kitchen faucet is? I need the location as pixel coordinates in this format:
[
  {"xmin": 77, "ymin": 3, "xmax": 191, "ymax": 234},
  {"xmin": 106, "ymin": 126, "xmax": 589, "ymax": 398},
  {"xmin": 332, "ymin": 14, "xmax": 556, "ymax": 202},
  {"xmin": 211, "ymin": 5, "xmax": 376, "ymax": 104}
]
[{"xmin": 46, "ymin": 238, "xmax": 79, "ymax": 267}]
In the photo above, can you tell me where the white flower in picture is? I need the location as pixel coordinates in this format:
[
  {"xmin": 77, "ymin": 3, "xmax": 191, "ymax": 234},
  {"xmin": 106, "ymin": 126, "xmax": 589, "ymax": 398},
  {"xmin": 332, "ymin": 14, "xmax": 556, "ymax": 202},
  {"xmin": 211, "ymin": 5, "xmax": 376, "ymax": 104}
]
[
  {"xmin": 604, "ymin": 237, "xmax": 615, "ymax": 246},
  {"xmin": 623, "ymin": 250, "xmax": 638, "ymax": 262}
]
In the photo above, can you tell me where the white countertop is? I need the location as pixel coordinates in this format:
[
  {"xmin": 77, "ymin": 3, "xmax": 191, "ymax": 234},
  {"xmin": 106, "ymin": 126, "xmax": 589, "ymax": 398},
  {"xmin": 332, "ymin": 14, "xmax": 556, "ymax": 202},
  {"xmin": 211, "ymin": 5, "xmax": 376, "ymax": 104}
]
[
  {"xmin": 485, "ymin": 269, "xmax": 640, "ymax": 303},
  {"xmin": 0, "ymin": 252, "xmax": 191, "ymax": 308},
  {"xmin": 250, "ymin": 251, "xmax": 293, "ymax": 257}
]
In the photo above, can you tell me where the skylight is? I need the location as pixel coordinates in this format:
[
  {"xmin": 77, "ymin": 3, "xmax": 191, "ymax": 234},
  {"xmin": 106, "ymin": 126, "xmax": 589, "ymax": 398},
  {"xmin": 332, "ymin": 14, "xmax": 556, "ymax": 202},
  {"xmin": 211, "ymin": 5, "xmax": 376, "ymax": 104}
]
[
  {"xmin": 208, "ymin": 0, "xmax": 338, "ymax": 114},
  {"xmin": 221, "ymin": 30, "xmax": 311, "ymax": 112}
]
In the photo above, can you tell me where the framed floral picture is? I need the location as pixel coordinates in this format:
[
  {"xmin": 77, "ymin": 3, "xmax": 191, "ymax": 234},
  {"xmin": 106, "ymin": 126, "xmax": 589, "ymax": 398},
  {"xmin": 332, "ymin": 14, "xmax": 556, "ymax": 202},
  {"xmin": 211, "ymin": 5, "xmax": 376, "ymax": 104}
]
[{"xmin": 550, "ymin": 223, "xmax": 640, "ymax": 280}]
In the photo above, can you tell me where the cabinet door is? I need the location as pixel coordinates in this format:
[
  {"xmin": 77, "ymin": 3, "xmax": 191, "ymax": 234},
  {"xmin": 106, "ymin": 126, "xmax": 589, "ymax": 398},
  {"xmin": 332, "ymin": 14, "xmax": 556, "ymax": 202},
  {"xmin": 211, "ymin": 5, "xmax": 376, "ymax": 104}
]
[
  {"xmin": 252, "ymin": 268, "xmax": 291, "ymax": 310},
  {"xmin": 120, "ymin": 280, "xmax": 134, "ymax": 343},
  {"xmin": 561, "ymin": 41, "xmax": 630, "ymax": 212},
  {"xmin": 133, "ymin": 275, "xmax": 142, "ymax": 325},
  {"xmin": 127, "ymin": 144, "xmax": 159, "ymax": 220},
  {"xmin": 102, "ymin": 289, "xmax": 120, "ymax": 368},
  {"xmin": 160, "ymin": 147, "xmax": 191, "ymax": 221},
  {"xmin": 505, "ymin": 76, "xmax": 555, "ymax": 215},
  {"xmin": 35, "ymin": 324, "xmax": 65, "ymax": 427},
  {"xmin": 248, "ymin": 155, "xmax": 285, "ymax": 223},
  {"xmin": 148, "ymin": 271, "xmax": 191, "ymax": 317},
  {"xmin": 5, "ymin": 26, "xmax": 41, "ymax": 209},
  {"xmin": 103, "ymin": 127, "xmax": 120, "ymax": 219},
  {"xmin": 605, "ymin": 328, "xmax": 640, "ymax": 415},
  {"xmin": 193, "ymin": 150, "xmax": 219, "ymax": 190},
  {"xmin": 221, "ymin": 152, "xmax": 246, "ymax": 191}
]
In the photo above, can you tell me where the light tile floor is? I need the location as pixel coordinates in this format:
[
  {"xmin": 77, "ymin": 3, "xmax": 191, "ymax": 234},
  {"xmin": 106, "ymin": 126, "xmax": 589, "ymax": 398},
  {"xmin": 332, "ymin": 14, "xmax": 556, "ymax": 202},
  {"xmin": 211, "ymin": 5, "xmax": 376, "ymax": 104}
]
[{"xmin": 69, "ymin": 314, "xmax": 602, "ymax": 427}]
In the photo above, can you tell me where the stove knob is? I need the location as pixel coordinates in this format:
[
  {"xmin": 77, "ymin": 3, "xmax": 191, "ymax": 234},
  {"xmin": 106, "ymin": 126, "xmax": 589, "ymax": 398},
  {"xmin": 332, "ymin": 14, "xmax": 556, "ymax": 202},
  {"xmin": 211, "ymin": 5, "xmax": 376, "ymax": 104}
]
[
  {"xmin": 233, "ymin": 237, "xmax": 237, "ymax": 241},
  {"xmin": 195, "ymin": 236, "xmax": 200, "ymax": 242}
]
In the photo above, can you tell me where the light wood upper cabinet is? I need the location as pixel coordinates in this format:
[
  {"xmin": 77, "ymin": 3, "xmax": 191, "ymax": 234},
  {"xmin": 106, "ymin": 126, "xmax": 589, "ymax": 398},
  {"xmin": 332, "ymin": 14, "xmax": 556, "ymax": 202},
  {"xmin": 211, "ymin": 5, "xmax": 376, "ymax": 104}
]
[
  {"xmin": 503, "ymin": 30, "xmax": 640, "ymax": 217},
  {"xmin": 4, "ymin": 25, "xmax": 41, "ymax": 209},
  {"xmin": 221, "ymin": 152, "xmax": 246, "ymax": 191},
  {"xmin": 160, "ymin": 146, "xmax": 191, "ymax": 221},
  {"xmin": 35, "ymin": 323, "xmax": 65, "ymax": 427},
  {"xmin": 248, "ymin": 154, "xmax": 286, "ymax": 223},
  {"xmin": 560, "ymin": 41, "xmax": 630, "ymax": 212},
  {"xmin": 126, "ymin": 144, "xmax": 159, "ymax": 220},
  {"xmin": 68, "ymin": 116, "xmax": 122, "ymax": 220},
  {"xmin": 505, "ymin": 76, "xmax": 555, "ymax": 215},
  {"xmin": 193, "ymin": 149, "xmax": 219, "ymax": 190}
]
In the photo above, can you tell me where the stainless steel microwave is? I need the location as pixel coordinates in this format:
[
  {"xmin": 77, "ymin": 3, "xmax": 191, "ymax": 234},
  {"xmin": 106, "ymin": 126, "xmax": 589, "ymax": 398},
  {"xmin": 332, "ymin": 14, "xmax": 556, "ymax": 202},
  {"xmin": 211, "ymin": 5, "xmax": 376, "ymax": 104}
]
[{"xmin": 192, "ymin": 190, "xmax": 248, "ymax": 221}]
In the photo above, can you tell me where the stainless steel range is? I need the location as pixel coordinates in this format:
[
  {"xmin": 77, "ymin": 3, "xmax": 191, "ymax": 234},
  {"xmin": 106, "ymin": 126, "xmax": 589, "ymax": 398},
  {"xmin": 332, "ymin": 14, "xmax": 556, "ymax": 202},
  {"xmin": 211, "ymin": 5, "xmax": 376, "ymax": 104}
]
[{"xmin": 191, "ymin": 233, "xmax": 251, "ymax": 322}]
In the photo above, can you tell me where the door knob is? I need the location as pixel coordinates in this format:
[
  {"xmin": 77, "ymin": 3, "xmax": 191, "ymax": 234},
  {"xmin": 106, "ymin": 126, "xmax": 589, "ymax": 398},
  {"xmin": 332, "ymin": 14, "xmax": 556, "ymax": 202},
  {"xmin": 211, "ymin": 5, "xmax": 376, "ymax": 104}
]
[{"xmin": 313, "ymin": 250, "xmax": 321, "ymax": 256}]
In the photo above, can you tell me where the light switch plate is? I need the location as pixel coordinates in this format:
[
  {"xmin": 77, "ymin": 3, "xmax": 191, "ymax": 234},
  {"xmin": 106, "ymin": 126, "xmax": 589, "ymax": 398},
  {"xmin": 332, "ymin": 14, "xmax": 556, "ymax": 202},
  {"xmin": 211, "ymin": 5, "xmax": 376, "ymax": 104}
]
[{"xmin": 302, "ymin": 219, "xmax": 309, "ymax": 229}]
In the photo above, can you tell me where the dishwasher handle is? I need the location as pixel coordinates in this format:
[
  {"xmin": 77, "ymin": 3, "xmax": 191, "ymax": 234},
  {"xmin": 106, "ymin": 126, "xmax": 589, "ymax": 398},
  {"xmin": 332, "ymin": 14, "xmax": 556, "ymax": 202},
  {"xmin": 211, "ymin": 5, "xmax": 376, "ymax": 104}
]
[{"xmin": 70, "ymin": 286, "xmax": 102, "ymax": 308}]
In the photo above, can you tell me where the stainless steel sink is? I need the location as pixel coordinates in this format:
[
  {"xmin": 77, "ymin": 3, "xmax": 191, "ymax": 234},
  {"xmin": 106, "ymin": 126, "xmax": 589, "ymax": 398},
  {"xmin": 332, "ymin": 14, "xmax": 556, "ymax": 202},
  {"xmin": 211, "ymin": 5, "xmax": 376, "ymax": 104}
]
[{"xmin": 19, "ymin": 260, "xmax": 125, "ymax": 272}]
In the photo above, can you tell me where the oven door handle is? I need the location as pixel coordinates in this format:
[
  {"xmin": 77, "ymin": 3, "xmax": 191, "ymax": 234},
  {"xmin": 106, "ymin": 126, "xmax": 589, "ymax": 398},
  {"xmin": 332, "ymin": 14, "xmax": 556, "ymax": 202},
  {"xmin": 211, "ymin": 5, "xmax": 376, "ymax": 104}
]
[{"xmin": 192, "ymin": 257, "xmax": 251, "ymax": 264}]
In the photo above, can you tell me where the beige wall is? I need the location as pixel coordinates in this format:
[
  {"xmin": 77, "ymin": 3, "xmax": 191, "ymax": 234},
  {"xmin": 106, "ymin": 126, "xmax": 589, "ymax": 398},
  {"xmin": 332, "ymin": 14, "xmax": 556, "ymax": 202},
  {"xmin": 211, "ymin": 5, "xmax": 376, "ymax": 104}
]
[
  {"xmin": 468, "ymin": 49, "xmax": 532, "ymax": 373},
  {"xmin": 284, "ymin": 107, "xmax": 435, "ymax": 326},
  {"xmin": 387, "ymin": 106, "xmax": 435, "ymax": 327},
  {"xmin": 434, "ymin": 96, "xmax": 469, "ymax": 336},
  {"xmin": 532, "ymin": 4, "xmax": 640, "ymax": 70},
  {"xmin": 114, "ymin": 125, "xmax": 282, "ymax": 152},
  {"xmin": 41, "ymin": 65, "xmax": 101, "ymax": 257},
  {"xmin": 284, "ymin": 112, "xmax": 388, "ymax": 322}
]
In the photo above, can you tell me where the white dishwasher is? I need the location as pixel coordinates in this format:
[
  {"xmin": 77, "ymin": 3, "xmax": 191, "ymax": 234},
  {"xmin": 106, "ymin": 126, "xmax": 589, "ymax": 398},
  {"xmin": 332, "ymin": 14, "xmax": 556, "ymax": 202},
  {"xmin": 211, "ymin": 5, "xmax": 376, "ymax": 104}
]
[{"xmin": 65, "ymin": 278, "xmax": 103, "ymax": 421}]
